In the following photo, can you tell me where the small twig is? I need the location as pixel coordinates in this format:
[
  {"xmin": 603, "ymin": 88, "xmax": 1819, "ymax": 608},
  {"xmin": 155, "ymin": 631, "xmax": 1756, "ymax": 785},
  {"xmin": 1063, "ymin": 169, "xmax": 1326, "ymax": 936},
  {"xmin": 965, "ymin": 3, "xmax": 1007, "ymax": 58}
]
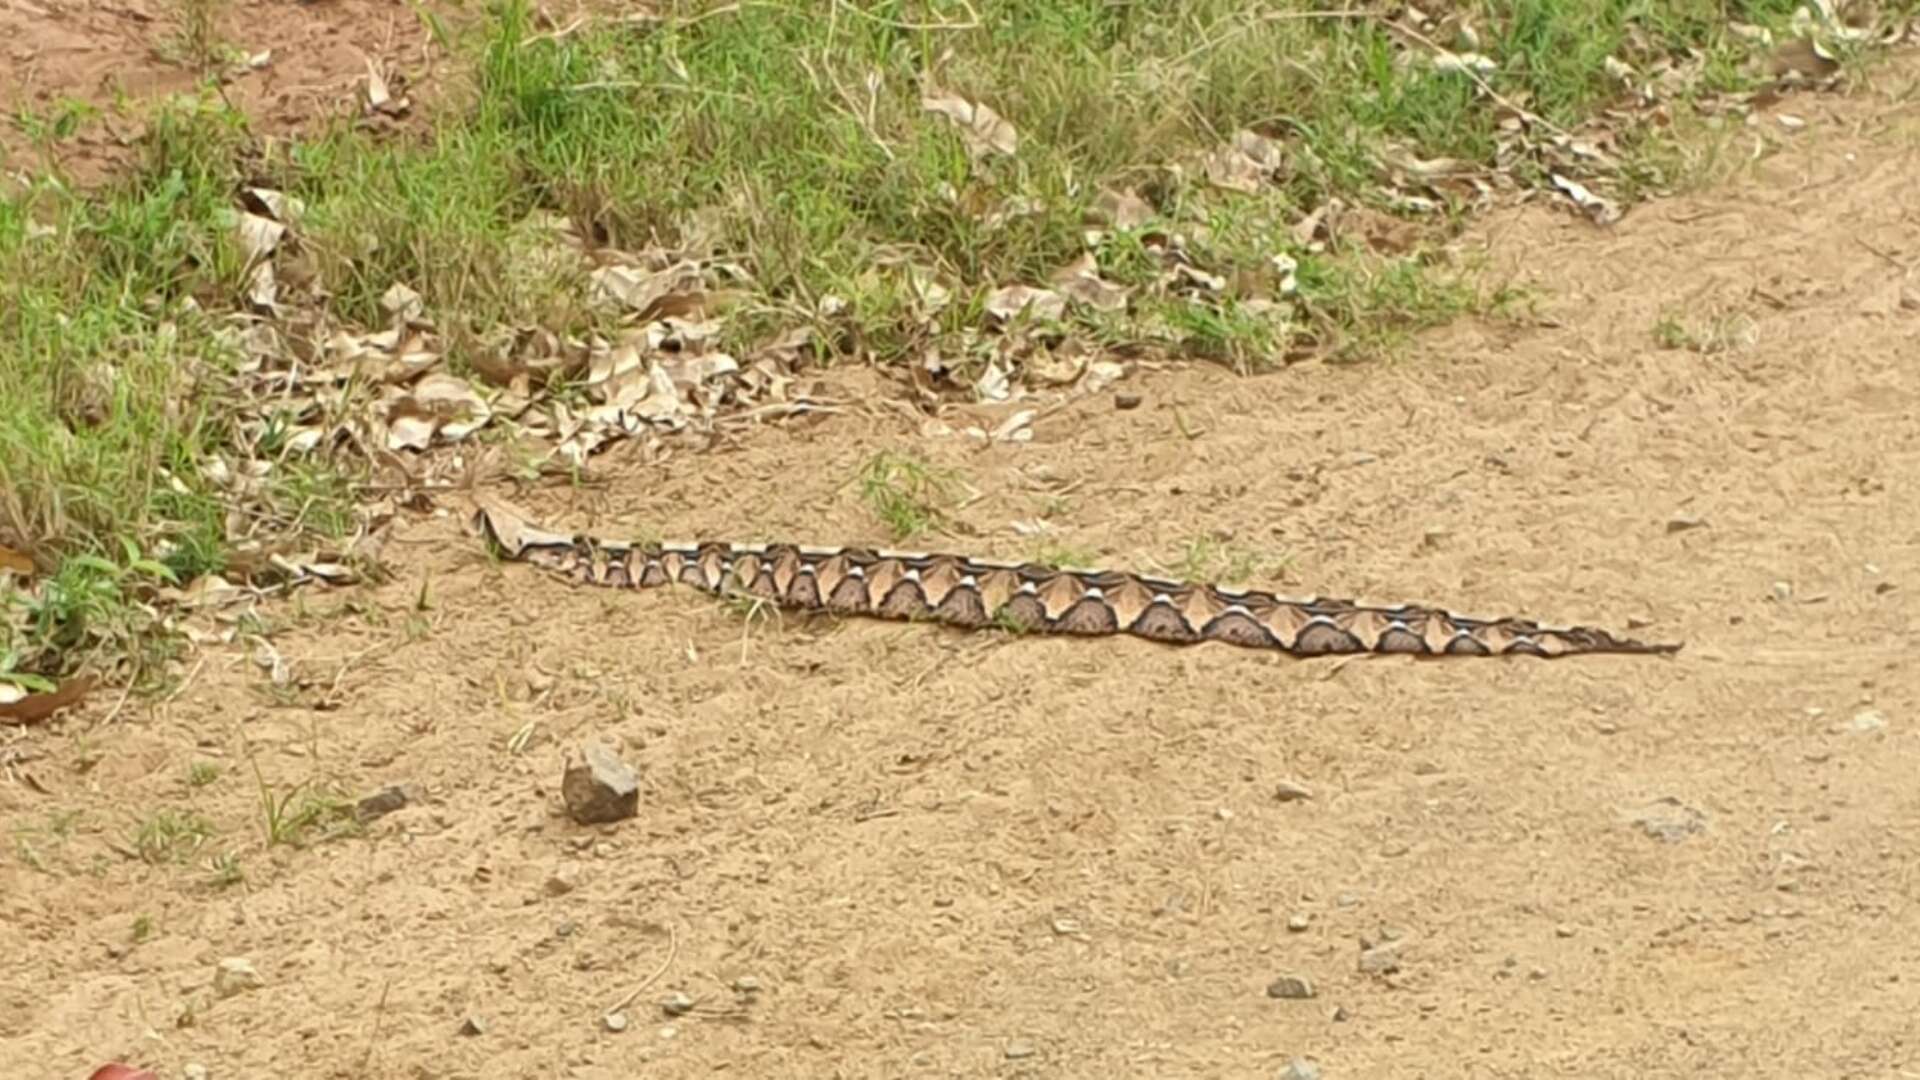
[
  {"xmin": 606, "ymin": 924, "xmax": 680, "ymax": 1015},
  {"xmin": 99, "ymin": 678, "xmax": 137, "ymax": 727}
]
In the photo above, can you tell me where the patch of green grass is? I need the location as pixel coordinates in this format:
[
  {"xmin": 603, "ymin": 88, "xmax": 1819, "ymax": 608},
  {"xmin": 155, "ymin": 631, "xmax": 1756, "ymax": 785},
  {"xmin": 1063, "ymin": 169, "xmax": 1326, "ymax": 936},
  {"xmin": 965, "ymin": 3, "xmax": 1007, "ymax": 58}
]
[
  {"xmin": 858, "ymin": 451, "xmax": 961, "ymax": 542},
  {"xmin": 131, "ymin": 808, "xmax": 217, "ymax": 864},
  {"xmin": 250, "ymin": 761, "xmax": 357, "ymax": 848},
  {"xmin": 1176, "ymin": 536, "xmax": 1294, "ymax": 588},
  {"xmin": 186, "ymin": 761, "xmax": 222, "ymax": 788}
]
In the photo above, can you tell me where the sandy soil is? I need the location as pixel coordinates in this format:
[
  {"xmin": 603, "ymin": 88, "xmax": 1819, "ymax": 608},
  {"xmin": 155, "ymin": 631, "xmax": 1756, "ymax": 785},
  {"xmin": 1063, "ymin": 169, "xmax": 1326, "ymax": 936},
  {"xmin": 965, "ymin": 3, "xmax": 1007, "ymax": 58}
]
[
  {"xmin": 1, "ymin": 0, "xmax": 450, "ymax": 182},
  {"xmin": 5, "ymin": 33, "xmax": 1920, "ymax": 1080}
]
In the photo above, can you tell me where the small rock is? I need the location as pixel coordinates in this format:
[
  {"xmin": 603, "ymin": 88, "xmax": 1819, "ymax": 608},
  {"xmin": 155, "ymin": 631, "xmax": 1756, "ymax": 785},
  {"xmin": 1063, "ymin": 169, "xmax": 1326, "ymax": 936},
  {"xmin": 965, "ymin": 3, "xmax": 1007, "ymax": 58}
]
[
  {"xmin": 1266, "ymin": 975, "xmax": 1316, "ymax": 1000},
  {"xmin": 1051, "ymin": 917, "xmax": 1084, "ymax": 935},
  {"xmin": 1849, "ymin": 709, "xmax": 1888, "ymax": 733},
  {"xmin": 459, "ymin": 1015, "xmax": 487, "ymax": 1037},
  {"xmin": 1555, "ymin": 924, "xmax": 1575, "ymax": 938},
  {"xmin": 732, "ymin": 975, "xmax": 763, "ymax": 995},
  {"xmin": 1529, "ymin": 966, "xmax": 1550, "ymax": 981},
  {"xmin": 353, "ymin": 782, "xmax": 424, "ymax": 823},
  {"xmin": 1666, "ymin": 513, "xmax": 1707, "ymax": 534},
  {"xmin": 1335, "ymin": 893, "xmax": 1358, "ymax": 909},
  {"xmin": 603, "ymin": 1011, "xmax": 629, "ymax": 1033},
  {"xmin": 1357, "ymin": 943, "xmax": 1401, "ymax": 976},
  {"xmin": 1005, "ymin": 1041, "xmax": 1038, "ymax": 1060},
  {"xmin": 183, "ymin": 1065, "xmax": 210, "ymax": 1080},
  {"xmin": 1771, "ymin": 581, "xmax": 1793, "ymax": 602},
  {"xmin": 661, "ymin": 991, "xmax": 696, "ymax": 1017},
  {"xmin": 544, "ymin": 871, "xmax": 577, "ymax": 897},
  {"xmin": 1627, "ymin": 796, "xmax": 1707, "ymax": 842},
  {"xmin": 563, "ymin": 744, "xmax": 641, "ymax": 825},
  {"xmin": 1331, "ymin": 1005, "xmax": 1350, "ymax": 1022},
  {"xmin": 1114, "ymin": 392, "xmax": 1143, "ymax": 410},
  {"xmin": 659, "ymin": 1024, "xmax": 678, "ymax": 1040},
  {"xmin": 1280, "ymin": 1058, "xmax": 1323, "ymax": 1080},
  {"xmin": 1274, "ymin": 779, "xmax": 1313, "ymax": 803},
  {"xmin": 1287, "ymin": 913, "xmax": 1311, "ymax": 932},
  {"xmin": 213, "ymin": 957, "xmax": 262, "ymax": 999}
]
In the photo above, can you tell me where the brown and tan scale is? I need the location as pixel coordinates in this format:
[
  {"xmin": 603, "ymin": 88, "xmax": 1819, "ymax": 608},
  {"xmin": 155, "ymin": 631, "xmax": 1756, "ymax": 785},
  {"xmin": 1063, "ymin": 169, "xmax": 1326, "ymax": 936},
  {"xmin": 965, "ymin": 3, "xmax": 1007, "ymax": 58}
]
[{"xmin": 471, "ymin": 498, "xmax": 1682, "ymax": 659}]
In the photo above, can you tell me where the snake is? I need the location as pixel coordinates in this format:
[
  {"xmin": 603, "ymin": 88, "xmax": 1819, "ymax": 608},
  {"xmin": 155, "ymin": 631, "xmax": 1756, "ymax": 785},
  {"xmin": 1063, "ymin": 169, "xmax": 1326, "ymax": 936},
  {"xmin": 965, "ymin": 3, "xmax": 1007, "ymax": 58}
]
[{"xmin": 471, "ymin": 496, "xmax": 1681, "ymax": 659}]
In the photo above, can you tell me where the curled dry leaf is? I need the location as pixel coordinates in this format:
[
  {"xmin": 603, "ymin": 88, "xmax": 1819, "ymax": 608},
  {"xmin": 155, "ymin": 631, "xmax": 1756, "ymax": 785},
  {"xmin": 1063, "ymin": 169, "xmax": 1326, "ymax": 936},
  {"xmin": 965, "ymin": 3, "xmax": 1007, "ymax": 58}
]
[
  {"xmin": 1091, "ymin": 187, "xmax": 1155, "ymax": 230},
  {"xmin": 1204, "ymin": 129, "xmax": 1286, "ymax": 194},
  {"xmin": 921, "ymin": 89, "xmax": 1018, "ymax": 158},
  {"xmin": 384, "ymin": 373, "xmax": 492, "ymax": 451},
  {"xmin": 0, "ymin": 675, "xmax": 96, "ymax": 726},
  {"xmin": 589, "ymin": 260, "xmax": 706, "ymax": 320},
  {"xmin": 235, "ymin": 212, "xmax": 286, "ymax": 264},
  {"xmin": 1050, "ymin": 254, "xmax": 1130, "ymax": 313},
  {"xmin": 1550, "ymin": 173, "xmax": 1622, "ymax": 226},
  {"xmin": 984, "ymin": 285, "xmax": 1065, "ymax": 324}
]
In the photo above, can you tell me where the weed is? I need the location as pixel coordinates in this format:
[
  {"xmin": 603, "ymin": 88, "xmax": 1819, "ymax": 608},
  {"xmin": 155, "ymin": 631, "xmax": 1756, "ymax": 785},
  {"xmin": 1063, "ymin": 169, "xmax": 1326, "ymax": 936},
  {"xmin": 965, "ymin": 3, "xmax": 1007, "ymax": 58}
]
[
  {"xmin": 204, "ymin": 851, "xmax": 245, "ymax": 889},
  {"xmin": 186, "ymin": 761, "xmax": 222, "ymax": 788},
  {"xmin": 250, "ymin": 759, "xmax": 356, "ymax": 848},
  {"xmin": 131, "ymin": 808, "xmax": 217, "ymax": 864},
  {"xmin": 131, "ymin": 914, "xmax": 155, "ymax": 942},
  {"xmin": 858, "ymin": 452, "xmax": 960, "ymax": 541}
]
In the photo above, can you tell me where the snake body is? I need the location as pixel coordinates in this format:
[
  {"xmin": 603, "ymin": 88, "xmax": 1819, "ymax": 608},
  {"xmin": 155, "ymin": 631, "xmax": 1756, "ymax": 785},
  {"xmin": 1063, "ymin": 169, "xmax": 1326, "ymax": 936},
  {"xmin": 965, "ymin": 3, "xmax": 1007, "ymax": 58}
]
[{"xmin": 473, "ymin": 498, "xmax": 1680, "ymax": 659}]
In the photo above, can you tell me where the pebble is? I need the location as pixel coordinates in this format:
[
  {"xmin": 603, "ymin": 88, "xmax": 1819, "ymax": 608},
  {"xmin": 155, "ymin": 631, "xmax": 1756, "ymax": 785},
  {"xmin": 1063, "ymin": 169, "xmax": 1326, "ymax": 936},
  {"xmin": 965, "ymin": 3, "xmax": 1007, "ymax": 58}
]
[
  {"xmin": 1266, "ymin": 975, "xmax": 1317, "ymax": 1000},
  {"xmin": 1849, "ymin": 710, "xmax": 1888, "ymax": 733},
  {"xmin": 353, "ymin": 783, "xmax": 424, "ymax": 823},
  {"xmin": 1005, "ymin": 1041, "xmax": 1038, "ymax": 1060},
  {"xmin": 183, "ymin": 1065, "xmax": 210, "ymax": 1080},
  {"xmin": 1555, "ymin": 924, "xmax": 1575, "ymax": 938},
  {"xmin": 213, "ymin": 958, "xmax": 262, "ymax": 999},
  {"xmin": 1114, "ymin": 393, "xmax": 1143, "ymax": 410},
  {"xmin": 458, "ymin": 1015, "xmax": 487, "ymax": 1037},
  {"xmin": 1280, "ymin": 1058, "xmax": 1323, "ymax": 1080},
  {"xmin": 1529, "ymin": 966, "xmax": 1550, "ymax": 981},
  {"xmin": 661, "ymin": 991, "xmax": 696, "ymax": 1017},
  {"xmin": 604, "ymin": 1011, "xmax": 629, "ymax": 1033},
  {"xmin": 1051, "ymin": 917, "xmax": 1084, "ymax": 935},
  {"xmin": 1331, "ymin": 1005, "xmax": 1350, "ymax": 1022},
  {"xmin": 733, "ymin": 975, "xmax": 763, "ymax": 995},
  {"xmin": 1627, "ymin": 796, "xmax": 1706, "ymax": 842},
  {"xmin": 544, "ymin": 871, "xmax": 578, "ymax": 897},
  {"xmin": 1287, "ymin": 913, "xmax": 1311, "ymax": 932},
  {"xmin": 1666, "ymin": 513, "xmax": 1707, "ymax": 534},
  {"xmin": 1357, "ymin": 943, "xmax": 1402, "ymax": 976},
  {"xmin": 562, "ymin": 744, "xmax": 641, "ymax": 825},
  {"xmin": 1274, "ymin": 779, "xmax": 1314, "ymax": 803}
]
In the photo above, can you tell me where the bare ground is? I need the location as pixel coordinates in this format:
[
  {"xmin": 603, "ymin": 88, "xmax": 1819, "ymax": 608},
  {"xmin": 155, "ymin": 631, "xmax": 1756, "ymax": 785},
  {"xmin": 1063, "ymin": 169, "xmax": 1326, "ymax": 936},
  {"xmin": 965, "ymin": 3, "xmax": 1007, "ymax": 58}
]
[{"xmin": 6, "ymin": 50, "xmax": 1920, "ymax": 1080}]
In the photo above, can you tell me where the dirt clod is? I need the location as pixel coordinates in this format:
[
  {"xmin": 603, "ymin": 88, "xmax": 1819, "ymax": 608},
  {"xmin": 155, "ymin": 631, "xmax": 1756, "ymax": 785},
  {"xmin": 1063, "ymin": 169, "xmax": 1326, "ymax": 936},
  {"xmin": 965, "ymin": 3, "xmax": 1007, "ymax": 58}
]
[
  {"xmin": 212, "ymin": 958, "xmax": 262, "ymax": 999},
  {"xmin": 562, "ymin": 744, "xmax": 640, "ymax": 825},
  {"xmin": 1266, "ymin": 976, "xmax": 1317, "ymax": 1000}
]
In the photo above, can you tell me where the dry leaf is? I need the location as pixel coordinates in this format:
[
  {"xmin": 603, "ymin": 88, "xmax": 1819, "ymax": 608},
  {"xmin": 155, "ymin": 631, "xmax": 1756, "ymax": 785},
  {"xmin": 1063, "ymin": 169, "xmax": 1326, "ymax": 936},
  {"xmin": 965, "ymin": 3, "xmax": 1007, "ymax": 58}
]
[
  {"xmin": 1050, "ymin": 254, "xmax": 1129, "ymax": 313},
  {"xmin": 1204, "ymin": 129, "xmax": 1285, "ymax": 194},
  {"xmin": 1550, "ymin": 173, "xmax": 1622, "ymax": 225},
  {"xmin": 0, "ymin": 675, "xmax": 96, "ymax": 726},
  {"xmin": 1091, "ymin": 187, "xmax": 1155, "ymax": 230},
  {"xmin": 921, "ymin": 89, "xmax": 1018, "ymax": 158},
  {"xmin": 0, "ymin": 544, "xmax": 33, "ymax": 577},
  {"xmin": 983, "ymin": 284, "xmax": 1065, "ymax": 323},
  {"xmin": 235, "ymin": 212, "xmax": 285, "ymax": 264}
]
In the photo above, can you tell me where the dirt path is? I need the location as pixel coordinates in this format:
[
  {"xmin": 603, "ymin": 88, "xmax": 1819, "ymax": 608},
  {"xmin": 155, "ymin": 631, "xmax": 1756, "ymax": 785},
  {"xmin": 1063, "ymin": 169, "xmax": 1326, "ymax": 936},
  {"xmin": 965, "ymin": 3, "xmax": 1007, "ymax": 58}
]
[{"xmin": 6, "ymin": 63, "xmax": 1919, "ymax": 1080}]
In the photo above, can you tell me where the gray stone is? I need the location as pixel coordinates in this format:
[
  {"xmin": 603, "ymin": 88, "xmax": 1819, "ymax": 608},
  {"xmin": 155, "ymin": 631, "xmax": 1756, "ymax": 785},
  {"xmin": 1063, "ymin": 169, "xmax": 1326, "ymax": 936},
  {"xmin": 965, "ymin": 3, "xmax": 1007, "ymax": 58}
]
[
  {"xmin": 213, "ymin": 957, "xmax": 262, "ymax": 998},
  {"xmin": 459, "ymin": 1015, "xmax": 487, "ymax": 1037},
  {"xmin": 1274, "ymin": 779, "xmax": 1314, "ymax": 803},
  {"xmin": 1266, "ymin": 975, "xmax": 1316, "ymax": 1000},
  {"xmin": 603, "ymin": 1011, "xmax": 629, "ymax": 1033},
  {"xmin": 563, "ymin": 744, "xmax": 640, "ymax": 825},
  {"xmin": 1287, "ymin": 913, "xmax": 1311, "ymax": 932},
  {"xmin": 354, "ymin": 783, "xmax": 425, "ymax": 823},
  {"xmin": 182, "ymin": 1065, "xmax": 210, "ymax": 1080},
  {"xmin": 1005, "ymin": 1041, "xmax": 1038, "ymax": 1060},
  {"xmin": 661, "ymin": 991, "xmax": 696, "ymax": 1017},
  {"xmin": 1357, "ymin": 943, "xmax": 1402, "ymax": 976}
]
